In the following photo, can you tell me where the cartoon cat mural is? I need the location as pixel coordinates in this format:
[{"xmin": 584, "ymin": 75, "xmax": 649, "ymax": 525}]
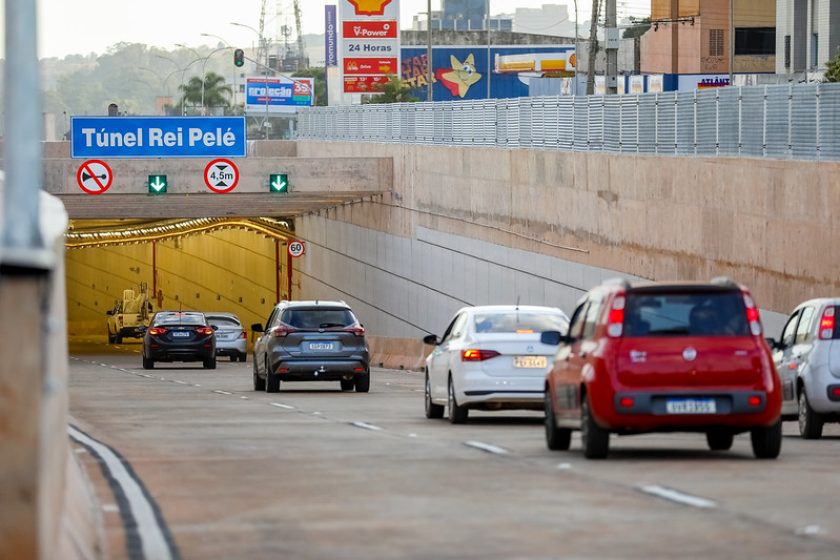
[{"xmin": 435, "ymin": 53, "xmax": 482, "ymax": 98}]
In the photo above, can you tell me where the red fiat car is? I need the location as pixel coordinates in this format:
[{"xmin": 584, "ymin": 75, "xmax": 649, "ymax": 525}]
[{"xmin": 542, "ymin": 278, "xmax": 782, "ymax": 459}]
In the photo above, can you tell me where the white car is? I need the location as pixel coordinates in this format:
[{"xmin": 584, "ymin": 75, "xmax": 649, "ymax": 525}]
[
  {"xmin": 423, "ymin": 305, "xmax": 570, "ymax": 424},
  {"xmin": 206, "ymin": 313, "xmax": 248, "ymax": 363},
  {"xmin": 772, "ymin": 298, "xmax": 840, "ymax": 438}
]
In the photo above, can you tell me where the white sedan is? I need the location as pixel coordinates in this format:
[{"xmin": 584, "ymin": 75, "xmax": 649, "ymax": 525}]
[{"xmin": 423, "ymin": 305, "xmax": 570, "ymax": 424}]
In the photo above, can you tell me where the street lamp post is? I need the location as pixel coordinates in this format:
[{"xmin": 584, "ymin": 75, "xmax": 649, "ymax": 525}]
[
  {"xmin": 176, "ymin": 44, "xmax": 206, "ymax": 114},
  {"xmin": 201, "ymin": 33, "xmax": 238, "ymax": 106},
  {"xmin": 427, "ymin": 0, "xmax": 433, "ymax": 101}
]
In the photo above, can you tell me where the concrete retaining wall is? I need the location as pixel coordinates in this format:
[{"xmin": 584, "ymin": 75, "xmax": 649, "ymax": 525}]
[{"xmin": 295, "ymin": 141, "xmax": 840, "ymax": 319}]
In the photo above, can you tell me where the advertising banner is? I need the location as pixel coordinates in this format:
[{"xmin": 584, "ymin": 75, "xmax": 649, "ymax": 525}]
[
  {"xmin": 70, "ymin": 116, "xmax": 247, "ymax": 159},
  {"xmin": 245, "ymin": 76, "xmax": 314, "ymax": 114},
  {"xmin": 325, "ymin": 5, "xmax": 338, "ymax": 67},
  {"xmin": 338, "ymin": 0, "xmax": 401, "ymax": 96}
]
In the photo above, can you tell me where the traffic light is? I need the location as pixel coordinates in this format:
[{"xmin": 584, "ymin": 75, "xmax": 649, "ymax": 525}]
[{"xmin": 234, "ymin": 48, "xmax": 244, "ymax": 67}]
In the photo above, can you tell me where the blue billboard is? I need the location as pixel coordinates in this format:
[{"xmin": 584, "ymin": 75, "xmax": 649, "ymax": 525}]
[
  {"xmin": 245, "ymin": 76, "xmax": 315, "ymax": 114},
  {"xmin": 402, "ymin": 45, "xmax": 575, "ymax": 101},
  {"xmin": 71, "ymin": 116, "xmax": 247, "ymax": 159}
]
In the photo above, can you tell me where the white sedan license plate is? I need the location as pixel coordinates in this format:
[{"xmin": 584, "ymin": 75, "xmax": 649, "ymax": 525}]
[
  {"xmin": 309, "ymin": 342, "xmax": 335, "ymax": 351},
  {"xmin": 514, "ymin": 356, "xmax": 547, "ymax": 369},
  {"xmin": 666, "ymin": 399, "xmax": 717, "ymax": 414}
]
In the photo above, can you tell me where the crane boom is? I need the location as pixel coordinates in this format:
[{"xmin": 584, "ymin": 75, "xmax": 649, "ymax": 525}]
[{"xmin": 257, "ymin": 0, "xmax": 268, "ymax": 70}]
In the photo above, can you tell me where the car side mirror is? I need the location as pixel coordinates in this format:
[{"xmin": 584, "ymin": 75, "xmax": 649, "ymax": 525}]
[
  {"xmin": 138, "ymin": 326, "xmax": 147, "ymax": 333},
  {"xmin": 211, "ymin": 325, "xmax": 219, "ymax": 331},
  {"xmin": 423, "ymin": 334, "xmax": 439, "ymax": 345},
  {"xmin": 541, "ymin": 331, "xmax": 575, "ymax": 346},
  {"xmin": 251, "ymin": 323, "xmax": 264, "ymax": 333},
  {"xmin": 766, "ymin": 337, "xmax": 779, "ymax": 350}
]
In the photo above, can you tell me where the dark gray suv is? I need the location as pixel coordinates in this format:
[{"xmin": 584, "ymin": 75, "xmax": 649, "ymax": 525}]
[{"xmin": 251, "ymin": 301, "xmax": 370, "ymax": 393}]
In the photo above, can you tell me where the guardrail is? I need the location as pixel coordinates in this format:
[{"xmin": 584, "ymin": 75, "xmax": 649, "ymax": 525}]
[{"xmin": 298, "ymin": 83, "xmax": 840, "ymax": 161}]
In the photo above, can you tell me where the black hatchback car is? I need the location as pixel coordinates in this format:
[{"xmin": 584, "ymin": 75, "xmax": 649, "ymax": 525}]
[
  {"xmin": 251, "ymin": 301, "xmax": 370, "ymax": 393},
  {"xmin": 141, "ymin": 311, "xmax": 216, "ymax": 370}
]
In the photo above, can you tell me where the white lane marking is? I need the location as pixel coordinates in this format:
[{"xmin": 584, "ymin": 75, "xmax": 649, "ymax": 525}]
[
  {"xmin": 312, "ymin": 412, "xmax": 322, "ymax": 415},
  {"xmin": 213, "ymin": 390, "xmax": 233, "ymax": 396},
  {"xmin": 464, "ymin": 441, "xmax": 509, "ymax": 455},
  {"xmin": 194, "ymin": 384, "xmax": 201, "ymax": 387},
  {"xmin": 102, "ymin": 504, "xmax": 120, "ymax": 513},
  {"xmin": 796, "ymin": 525, "xmax": 822, "ymax": 536},
  {"xmin": 173, "ymin": 380, "xmax": 187, "ymax": 385},
  {"xmin": 74, "ymin": 447, "xmax": 87, "ymax": 454},
  {"xmin": 557, "ymin": 463, "xmax": 572, "ymax": 470},
  {"xmin": 408, "ymin": 433, "xmax": 418, "ymax": 438},
  {"xmin": 240, "ymin": 396, "xmax": 248, "ymax": 400},
  {"xmin": 639, "ymin": 485, "xmax": 717, "ymax": 509},
  {"xmin": 270, "ymin": 403, "xmax": 295, "ymax": 410},
  {"xmin": 140, "ymin": 374, "xmax": 153, "ymax": 378},
  {"xmin": 351, "ymin": 421, "xmax": 383, "ymax": 432},
  {"xmin": 68, "ymin": 426, "xmax": 174, "ymax": 560}
]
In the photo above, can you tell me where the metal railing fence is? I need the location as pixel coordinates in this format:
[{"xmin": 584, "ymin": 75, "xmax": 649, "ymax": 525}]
[{"xmin": 297, "ymin": 83, "xmax": 840, "ymax": 161}]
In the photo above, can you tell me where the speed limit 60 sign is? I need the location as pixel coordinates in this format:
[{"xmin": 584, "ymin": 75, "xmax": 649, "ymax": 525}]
[{"xmin": 288, "ymin": 240, "xmax": 306, "ymax": 258}]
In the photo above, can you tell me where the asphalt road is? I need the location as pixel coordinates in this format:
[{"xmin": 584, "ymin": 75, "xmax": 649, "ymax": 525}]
[{"xmin": 68, "ymin": 339, "xmax": 840, "ymax": 560}]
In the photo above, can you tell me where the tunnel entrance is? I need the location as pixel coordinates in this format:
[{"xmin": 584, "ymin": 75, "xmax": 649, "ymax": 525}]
[{"xmin": 65, "ymin": 217, "xmax": 297, "ymax": 347}]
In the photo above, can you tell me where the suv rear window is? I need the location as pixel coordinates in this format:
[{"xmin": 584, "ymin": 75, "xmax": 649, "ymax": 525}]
[
  {"xmin": 280, "ymin": 308, "xmax": 356, "ymax": 330},
  {"xmin": 474, "ymin": 312, "xmax": 568, "ymax": 334},
  {"xmin": 624, "ymin": 291, "xmax": 749, "ymax": 337}
]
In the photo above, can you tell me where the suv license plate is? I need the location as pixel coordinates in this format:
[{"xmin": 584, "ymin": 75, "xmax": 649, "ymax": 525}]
[
  {"xmin": 666, "ymin": 399, "xmax": 716, "ymax": 414},
  {"xmin": 309, "ymin": 343, "xmax": 335, "ymax": 351},
  {"xmin": 171, "ymin": 331, "xmax": 190, "ymax": 338},
  {"xmin": 514, "ymin": 356, "xmax": 547, "ymax": 368}
]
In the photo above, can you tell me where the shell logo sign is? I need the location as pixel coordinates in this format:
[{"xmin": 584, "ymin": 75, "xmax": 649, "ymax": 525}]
[{"xmin": 348, "ymin": 0, "xmax": 393, "ymax": 16}]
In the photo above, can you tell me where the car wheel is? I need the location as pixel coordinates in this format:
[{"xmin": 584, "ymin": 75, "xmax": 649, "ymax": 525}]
[
  {"xmin": 340, "ymin": 379, "xmax": 355, "ymax": 391},
  {"xmin": 447, "ymin": 376, "xmax": 468, "ymax": 424},
  {"xmin": 581, "ymin": 395, "xmax": 609, "ymax": 459},
  {"xmin": 798, "ymin": 391, "xmax": 824, "ymax": 440},
  {"xmin": 265, "ymin": 359, "xmax": 280, "ymax": 393},
  {"xmin": 545, "ymin": 390, "xmax": 571, "ymax": 451},
  {"xmin": 238, "ymin": 353, "xmax": 247, "ymax": 363},
  {"xmin": 253, "ymin": 359, "xmax": 265, "ymax": 391},
  {"xmin": 751, "ymin": 420, "xmax": 782, "ymax": 459},
  {"xmin": 142, "ymin": 356, "xmax": 154, "ymax": 370},
  {"xmin": 355, "ymin": 373, "xmax": 370, "ymax": 393},
  {"xmin": 115, "ymin": 333, "xmax": 123, "ymax": 344},
  {"xmin": 203, "ymin": 357, "xmax": 216, "ymax": 370},
  {"xmin": 425, "ymin": 372, "xmax": 444, "ymax": 419},
  {"xmin": 706, "ymin": 430, "xmax": 734, "ymax": 451},
  {"xmin": 108, "ymin": 331, "xmax": 116, "ymax": 344}
]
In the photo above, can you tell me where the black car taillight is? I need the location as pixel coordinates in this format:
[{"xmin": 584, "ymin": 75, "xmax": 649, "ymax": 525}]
[{"xmin": 196, "ymin": 327, "xmax": 214, "ymax": 336}]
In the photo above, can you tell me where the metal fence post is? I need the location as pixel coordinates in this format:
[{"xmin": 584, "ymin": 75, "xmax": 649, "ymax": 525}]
[{"xmin": 816, "ymin": 83, "xmax": 821, "ymax": 161}]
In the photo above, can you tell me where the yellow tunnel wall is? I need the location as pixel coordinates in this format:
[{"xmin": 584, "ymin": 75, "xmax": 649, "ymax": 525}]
[{"xmin": 66, "ymin": 228, "xmax": 289, "ymax": 339}]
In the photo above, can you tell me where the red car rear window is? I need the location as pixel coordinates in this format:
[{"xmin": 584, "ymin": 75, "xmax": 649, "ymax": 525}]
[{"xmin": 623, "ymin": 291, "xmax": 750, "ymax": 337}]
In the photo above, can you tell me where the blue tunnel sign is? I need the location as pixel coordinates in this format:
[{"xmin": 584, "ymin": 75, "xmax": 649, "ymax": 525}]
[{"xmin": 71, "ymin": 116, "xmax": 247, "ymax": 159}]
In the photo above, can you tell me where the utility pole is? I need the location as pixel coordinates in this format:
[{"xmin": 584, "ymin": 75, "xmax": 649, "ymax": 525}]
[
  {"xmin": 586, "ymin": 0, "xmax": 600, "ymax": 95},
  {"xmin": 728, "ymin": 0, "xmax": 734, "ymax": 84},
  {"xmin": 605, "ymin": 0, "xmax": 618, "ymax": 94},
  {"xmin": 427, "ymin": 0, "xmax": 433, "ymax": 101},
  {"xmin": 671, "ymin": 0, "xmax": 679, "ymax": 74}
]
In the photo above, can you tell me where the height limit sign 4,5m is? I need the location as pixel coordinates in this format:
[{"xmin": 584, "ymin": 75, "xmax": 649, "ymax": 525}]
[{"xmin": 204, "ymin": 158, "xmax": 240, "ymax": 194}]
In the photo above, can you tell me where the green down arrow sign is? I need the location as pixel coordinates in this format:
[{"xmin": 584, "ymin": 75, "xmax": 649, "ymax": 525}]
[
  {"xmin": 148, "ymin": 175, "xmax": 168, "ymax": 194},
  {"xmin": 270, "ymin": 173, "xmax": 289, "ymax": 193}
]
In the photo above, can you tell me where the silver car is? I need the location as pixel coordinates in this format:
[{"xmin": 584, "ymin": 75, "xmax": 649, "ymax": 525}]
[
  {"xmin": 772, "ymin": 298, "xmax": 840, "ymax": 438},
  {"xmin": 206, "ymin": 313, "xmax": 247, "ymax": 363}
]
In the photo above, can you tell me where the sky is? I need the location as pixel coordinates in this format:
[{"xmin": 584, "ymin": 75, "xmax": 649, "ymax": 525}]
[{"xmin": 3, "ymin": 0, "xmax": 648, "ymax": 59}]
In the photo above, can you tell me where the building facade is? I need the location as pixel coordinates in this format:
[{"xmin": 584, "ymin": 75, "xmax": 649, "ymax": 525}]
[
  {"xmin": 513, "ymin": 4, "xmax": 577, "ymax": 38},
  {"xmin": 641, "ymin": 0, "xmax": 776, "ymax": 75},
  {"xmin": 776, "ymin": 0, "xmax": 840, "ymax": 74}
]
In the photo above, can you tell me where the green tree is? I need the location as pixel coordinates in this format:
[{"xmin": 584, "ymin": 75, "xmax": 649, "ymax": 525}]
[
  {"xmin": 292, "ymin": 67, "xmax": 327, "ymax": 106},
  {"xmin": 365, "ymin": 75, "xmax": 419, "ymax": 104},
  {"xmin": 826, "ymin": 47, "xmax": 840, "ymax": 82},
  {"xmin": 177, "ymin": 71, "xmax": 231, "ymax": 115}
]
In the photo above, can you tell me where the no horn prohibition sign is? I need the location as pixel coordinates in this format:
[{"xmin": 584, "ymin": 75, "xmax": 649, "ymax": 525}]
[
  {"xmin": 76, "ymin": 159, "xmax": 113, "ymax": 195},
  {"xmin": 204, "ymin": 158, "xmax": 240, "ymax": 194}
]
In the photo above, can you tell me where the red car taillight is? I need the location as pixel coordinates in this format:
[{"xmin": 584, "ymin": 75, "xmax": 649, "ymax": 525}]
[
  {"xmin": 272, "ymin": 325, "xmax": 298, "ymax": 337},
  {"xmin": 606, "ymin": 293, "xmax": 626, "ymax": 338},
  {"xmin": 148, "ymin": 327, "xmax": 167, "ymax": 336},
  {"xmin": 743, "ymin": 293, "xmax": 763, "ymax": 336},
  {"xmin": 461, "ymin": 349, "xmax": 501, "ymax": 362},
  {"xmin": 196, "ymin": 327, "xmax": 214, "ymax": 336},
  {"xmin": 819, "ymin": 306, "xmax": 836, "ymax": 340}
]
